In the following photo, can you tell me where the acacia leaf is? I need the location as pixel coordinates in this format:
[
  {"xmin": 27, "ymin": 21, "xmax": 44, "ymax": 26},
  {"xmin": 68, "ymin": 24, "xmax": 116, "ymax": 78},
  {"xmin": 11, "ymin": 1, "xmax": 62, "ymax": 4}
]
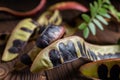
[
  {"xmin": 83, "ymin": 27, "xmax": 89, "ymax": 38},
  {"xmin": 78, "ymin": 23, "xmax": 87, "ymax": 30},
  {"xmin": 82, "ymin": 14, "xmax": 90, "ymax": 23},
  {"xmin": 90, "ymin": 3, "xmax": 96, "ymax": 17},
  {"xmin": 93, "ymin": 19, "xmax": 104, "ymax": 30},
  {"xmin": 96, "ymin": 15, "xmax": 108, "ymax": 25},
  {"xmin": 88, "ymin": 22, "xmax": 96, "ymax": 35}
]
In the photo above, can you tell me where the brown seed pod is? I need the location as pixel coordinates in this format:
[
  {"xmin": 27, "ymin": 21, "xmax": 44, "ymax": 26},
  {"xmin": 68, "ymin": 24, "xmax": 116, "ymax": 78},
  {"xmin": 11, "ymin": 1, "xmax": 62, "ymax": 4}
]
[
  {"xmin": 30, "ymin": 36, "xmax": 120, "ymax": 72},
  {"xmin": 3, "ymin": 69, "xmax": 46, "ymax": 80},
  {"xmin": 45, "ymin": 57, "xmax": 92, "ymax": 80},
  {"xmin": 79, "ymin": 58, "xmax": 120, "ymax": 80},
  {"xmin": 0, "ymin": 0, "xmax": 46, "ymax": 17}
]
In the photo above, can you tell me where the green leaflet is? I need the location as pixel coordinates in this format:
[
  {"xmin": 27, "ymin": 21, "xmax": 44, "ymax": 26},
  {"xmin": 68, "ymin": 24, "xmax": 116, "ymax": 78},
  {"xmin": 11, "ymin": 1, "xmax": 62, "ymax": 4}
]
[
  {"xmin": 88, "ymin": 22, "xmax": 96, "ymax": 35},
  {"xmin": 90, "ymin": 3, "xmax": 96, "ymax": 17},
  {"xmin": 82, "ymin": 14, "xmax": 90, "ymax": 23},
  {"xmin": 96, "ymin": 15, "xmax": 108, "ymax": 25},
  {"xmin": 93, "ymin": 19, "xmax": 104, "ymax": 30},
  {"xmin": 83, "ymin": 27, "xmax": 89, "ymax": 38},
  {"xmin": 78, "ymin": 23, "xmax": 87, "ymax": 30}
]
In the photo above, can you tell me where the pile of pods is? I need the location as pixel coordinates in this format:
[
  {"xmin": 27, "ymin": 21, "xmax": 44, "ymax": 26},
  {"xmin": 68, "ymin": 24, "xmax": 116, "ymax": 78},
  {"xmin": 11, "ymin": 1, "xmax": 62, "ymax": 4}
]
[{"xmin": 0, "ymin": 0, "xmax": 120, "ymax": 80}]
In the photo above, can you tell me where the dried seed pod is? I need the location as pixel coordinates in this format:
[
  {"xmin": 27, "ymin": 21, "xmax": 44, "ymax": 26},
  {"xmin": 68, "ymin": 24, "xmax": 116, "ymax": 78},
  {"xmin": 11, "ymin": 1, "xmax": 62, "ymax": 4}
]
[
  {"xmin": 0, "ymin": 0, "xmax": 46, "ymax": 17},
  {"xmin": 79, "ymin": 58, "xmax": 120, "ymax": 80},
  {"xmin": 37, "ymin": 10, "xmax": 62, "ymax": 26},
  {"xmin": 2, "ymin": 18, "xmax": 39, "ymax": 61},
  {"xmin": 15, "ymin": 24, "xmax": 65, "ymax": 70},
  {"xmin": 30, "ymin": 36, "xmax": 120, "ymax": 72},
  {"xmin": 49, "ymin": 1, "xmax": 88, "ymax": 12},
  {"xmin": 45, "ymin": 57, "xmax": 92, "ymax": 80},
  {"xmin": 3, "ymin": 69, "xmax": 45, "ymax": 80}
]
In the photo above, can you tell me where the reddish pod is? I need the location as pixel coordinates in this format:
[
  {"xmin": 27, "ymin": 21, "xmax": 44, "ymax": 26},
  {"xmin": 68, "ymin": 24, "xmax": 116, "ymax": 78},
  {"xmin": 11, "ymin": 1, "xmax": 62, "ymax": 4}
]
[
  {"xmin": 49, "ymin": 1, "xmax": 88, "ymax": 12},
  {"xmin": 0, "ymin": 0, "xmax": 46, "ymax": 17}
]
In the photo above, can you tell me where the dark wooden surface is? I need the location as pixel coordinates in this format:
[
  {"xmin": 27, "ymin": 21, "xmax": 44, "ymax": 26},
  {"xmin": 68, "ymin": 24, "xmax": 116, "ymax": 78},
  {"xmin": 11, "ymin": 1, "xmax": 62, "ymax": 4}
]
[{"xmin": 0, "ymin": 0, "xmax": 120, "ymax": 80}]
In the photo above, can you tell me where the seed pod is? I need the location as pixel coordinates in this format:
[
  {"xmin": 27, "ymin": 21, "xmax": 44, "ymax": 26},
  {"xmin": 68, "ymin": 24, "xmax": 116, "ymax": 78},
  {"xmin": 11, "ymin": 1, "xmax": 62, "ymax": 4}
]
[
  {"xmin": 37, "ymin": 10, "xmax": 62, "ymax": 26},
  {"xmin": 30, "ymin": 36, "xmax": 120, "ymax": 72},
  {"xmin": 15, "ymin": 24, "xmax": 65, "ymax": 70},
  {"xmin": 2, "ymin": 18, "xmax": 38, "ymax": 61},
  {"xmin": 79, "ymin": 58, "xmax": 120, "ymax": 80},
  {"xmin": 49, "ymin": 1, "xmax": 88, "ymax": 12}
]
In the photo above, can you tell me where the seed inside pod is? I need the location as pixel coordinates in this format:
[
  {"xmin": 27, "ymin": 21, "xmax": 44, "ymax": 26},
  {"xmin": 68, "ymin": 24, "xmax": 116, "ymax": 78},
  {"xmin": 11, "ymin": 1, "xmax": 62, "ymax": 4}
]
[
  {"xmin": 59, "ymin": 41, "xmax": 77, "ymax": 62},
  {"xmin": 49, "ymin": 49, "xmax": 62, "ymax": 66},
  {"xmin": 98, "ymin": 52, "xmax": 120, "ymax": 60},
  {"xmin": 77, "ymin": 41, "xmax": 86, "ymax": 57},
  {"xmin": 20, "ymin": 54, "xmax": 32, "ymax": 65},
  {"xmin": 110, "ymin": 65, "xmax": 120, "ymax": 80},
  {"xmin": 98, "ymin": 64, "xmax": 108, "ymax": 79},
  {"xmin": 36, "ymin": 24, "xmax": 65, "ymax": 48},
  {"xmin": 8, "ymin": 47, "xmax": 19, "ymax": 53},
  {"xmin": 79, "ymin": 58, "xmax": 120, "ymax": 80}
]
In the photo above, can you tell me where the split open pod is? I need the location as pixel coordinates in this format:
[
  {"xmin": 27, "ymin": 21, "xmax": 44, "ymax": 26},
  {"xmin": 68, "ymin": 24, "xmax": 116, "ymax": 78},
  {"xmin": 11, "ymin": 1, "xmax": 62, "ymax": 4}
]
[
  {"xmin": 79, "ymin": 58, "xmax": 120, "ymax": 80},
  {"xmin": 30, "ymin": 36, "xmax": 120, "ymax": 73}
]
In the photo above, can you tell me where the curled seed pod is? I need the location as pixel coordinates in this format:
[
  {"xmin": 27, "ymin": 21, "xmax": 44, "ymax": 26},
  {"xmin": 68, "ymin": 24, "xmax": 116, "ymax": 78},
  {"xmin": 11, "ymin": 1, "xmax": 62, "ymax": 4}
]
[
  {"xmin": 15, "ymin": 24, "xmax": 65, "ymax": 70},
  {"xmin": 30, "ymin": 36, "xmax": 120, "ymax": 72},
  {"xmin": 49, "ymin": 1, "xmax": 88, "ymax": 12},
  {"xmin": 2, "ymin": 18, "xmax": 39, "ymax": 61},
  {"xmin": 0, "ymin": 0, "xmax": 46, "ymax": 17},
  {"xmin": 79, "ymin": 58, "xmax": 120, "ymax": 80}
]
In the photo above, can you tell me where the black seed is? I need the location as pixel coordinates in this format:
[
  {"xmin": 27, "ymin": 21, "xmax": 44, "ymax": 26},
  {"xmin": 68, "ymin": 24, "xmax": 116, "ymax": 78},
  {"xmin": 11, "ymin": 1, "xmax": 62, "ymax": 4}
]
[
  {"xmin": 13, "ymin": 39, "xmax": 25, "ymax": 48},
  {"xmin": 110, "ymin": 65, "xmax": 120, "ymax": 80},
  {"xmin": 59, "ymin": 41, "xmax": 77, "ymax": 62},
  {"xmin": 77, "ymin": 41, "xmax": 86, "ymax": 57},
  {"xmin": 88, "ymin": 49, "xmax": 97, "ymax": 60},
  {"xmin": 98, "ymin": 53, "xmax": 120, "ymax": 60},
  {"xmin": 98, "ymin": 64, "xmax": 108, "ymax": 80},
  {"xmin": 36, "ymin": 35, "xmax": 49, "ymax": 48},
  {"xmin": 49, "ymin": 49, "xmax": 61, "ymax": 66},
  {"xmin": 20, "ymin": 54, "xmax": 32, "ymax": 65},
  {"xmin": 83, "ymin": 43, "xmax": 86, "ymax": 54},
  {"xmin": 8, "ymin": 47, "xmax": 19, "ymax": 53},
  {"xmin": 66, "ymin": 41, "xmax": 77, "ymax": 58},
  {"xmin": 21, "ymin": 27, "xmax": 33, "ymax": 33}
]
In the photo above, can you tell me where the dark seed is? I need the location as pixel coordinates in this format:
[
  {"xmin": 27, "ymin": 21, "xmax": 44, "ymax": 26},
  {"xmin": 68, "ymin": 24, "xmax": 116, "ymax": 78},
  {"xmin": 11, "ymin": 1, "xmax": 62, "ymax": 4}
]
[
  {"xmin": 77, "ymin": 41, "xmax": 86, "ymax": 57},
  {"xmin": 98, "ymin": 53, "xmax": 120, "ymax": 60},
  {"xmin": 20, "ymin": 54, "xmax": 32, "ymax": 65},
  {"xmin": 13, "ymin": 39, "xmax": 25, "ymax": 48},
  {"xmin": 88, "ymin": 49, "xmax": 97, "ymax": 60},
  {"xmin": 98, "ymin": 64, "xmax": 108, "ymax": 79},
  {"xmin": 59, "ymin": 41, "xmax": 77, "ymax": 62},
  {"xmin": 49, "ymin": 49, "xmax": 61, "ymax": 66},
  {"xmin": 110, "ymin": 65, "xmax": 120, "ymax": 80},
  {"xmin": 21, "ymin": 27, "xmax": 33, "ymax": 33},
  {"xmin": 36, "ymin": 35, "xmax": 50, "ymax": 48},
  {"xmin": 8, "ymin": 47, "xmax": 19, "ymax": 53}
]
